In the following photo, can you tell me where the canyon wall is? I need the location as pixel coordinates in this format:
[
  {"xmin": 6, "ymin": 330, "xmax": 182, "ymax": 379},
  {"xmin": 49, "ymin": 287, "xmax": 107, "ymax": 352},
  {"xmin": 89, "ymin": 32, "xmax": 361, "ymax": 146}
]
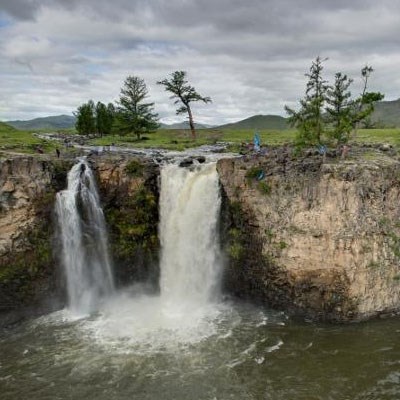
[
  {"xmin": 3, "ymin": 147, "xmax": 400, "ymax": 324},
  {"xmin": 218, "ymin": 146, "xmax": 400, "ymax": 321}
]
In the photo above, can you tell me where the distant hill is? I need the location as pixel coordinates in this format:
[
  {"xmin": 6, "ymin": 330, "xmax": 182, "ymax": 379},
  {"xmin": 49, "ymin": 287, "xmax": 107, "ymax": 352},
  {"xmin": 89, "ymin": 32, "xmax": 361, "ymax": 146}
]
[
  {"xmin": 6, "ymin": 114, "xmax": 76, "ymax": 130},
  {"xmin": 370, "ymin": 99, "xmax": 400, "ymax": 127},
  {"xmin": 0, "ymin": 121, "xmax": 17, "ymax": 132},
  {"xmin": 159, "ymin": 121, "xmax": 214, "ymax": 130},
  {"xmin": 217, "ymin": 115, "xmax": 288, "ymax": 130}
]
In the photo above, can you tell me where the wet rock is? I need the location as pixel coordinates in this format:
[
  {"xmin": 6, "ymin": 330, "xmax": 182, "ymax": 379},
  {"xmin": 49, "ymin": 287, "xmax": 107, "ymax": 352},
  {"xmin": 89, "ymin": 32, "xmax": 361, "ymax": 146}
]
[
  {"xmin": 196, "ymin": 156, "xmax": 206, "ymax": 164},
  {"xmin": 179, "ymin": 158, "xmax": 194, "ymax": 167}
]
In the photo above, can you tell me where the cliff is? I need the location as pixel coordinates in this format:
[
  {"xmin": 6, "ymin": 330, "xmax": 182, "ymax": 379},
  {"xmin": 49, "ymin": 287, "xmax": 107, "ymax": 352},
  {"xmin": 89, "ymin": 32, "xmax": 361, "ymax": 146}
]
[
  {"xmin": 91, "ymin": 154, "xmax": 160, "ymax": 288},
  {"xmin": 0, "ymin": 154, "xmax": 71, "ymax": 325},
  {"xmin": 0, "ymin": 153, "xmax": 160, "ymax": 325},
  {"xmin": 3, "ymin": 145, "xmax": 400, "ymax": 325},
  {"xmin": 218, "ymin": 145, "xmax": 400, "ymax": 321}
]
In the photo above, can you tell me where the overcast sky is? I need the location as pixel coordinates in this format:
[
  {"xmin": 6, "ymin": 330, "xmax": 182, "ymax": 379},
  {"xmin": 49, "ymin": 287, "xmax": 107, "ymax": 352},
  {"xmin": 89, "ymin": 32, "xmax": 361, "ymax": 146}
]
[{"xmin": 0, "ymin": 0, "xmax": 399, "ymax": 124}]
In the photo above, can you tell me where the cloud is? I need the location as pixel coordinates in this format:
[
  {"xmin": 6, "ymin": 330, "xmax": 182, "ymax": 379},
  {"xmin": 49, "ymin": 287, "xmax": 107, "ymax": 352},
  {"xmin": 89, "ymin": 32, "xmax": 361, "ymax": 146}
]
[{"xmin": 0, "ymin": 0, "xmax": 399, "ymax": 123}]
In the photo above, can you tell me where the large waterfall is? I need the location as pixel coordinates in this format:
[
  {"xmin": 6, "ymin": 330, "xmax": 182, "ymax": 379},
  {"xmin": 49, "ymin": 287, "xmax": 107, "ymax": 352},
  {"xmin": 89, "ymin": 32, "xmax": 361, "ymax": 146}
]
[
  {"xmin": 159, "ymin": 162, "xmax": 222, "ymax": 309},
  {"xmin": 55, "ymin": 159, "xmax": 114, "ymax": 315},
  {"xmin": 54, "ymin": 159, "xmax": 223, "ymax": 347}
]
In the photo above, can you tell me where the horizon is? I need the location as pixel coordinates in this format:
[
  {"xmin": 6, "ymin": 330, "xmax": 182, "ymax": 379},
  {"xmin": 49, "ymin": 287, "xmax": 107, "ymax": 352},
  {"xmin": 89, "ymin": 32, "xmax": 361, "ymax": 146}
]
[
  {"xmin": 1, "ymin": 111, "xmax": 288, "ymax": 126},
  {"xmin": 1, "ymin": 1, "xmax": 400, "ymax": 125}
]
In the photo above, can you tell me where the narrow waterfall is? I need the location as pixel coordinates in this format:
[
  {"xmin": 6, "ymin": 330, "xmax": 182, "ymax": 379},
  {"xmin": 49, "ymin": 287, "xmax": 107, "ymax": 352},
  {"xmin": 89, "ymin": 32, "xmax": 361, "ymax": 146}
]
[
  {"xmin": 55, "ymin": 159, "xmax": 114, "ymax": 314},
  {"xmin": 159, "ymin": 162, "xmax": 222, "ymax": 310}
]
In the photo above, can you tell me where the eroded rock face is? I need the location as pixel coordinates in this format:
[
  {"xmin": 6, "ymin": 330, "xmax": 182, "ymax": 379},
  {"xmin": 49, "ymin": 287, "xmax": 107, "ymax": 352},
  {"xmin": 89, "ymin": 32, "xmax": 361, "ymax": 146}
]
[
  {"xmin": 90, "ymin": 154, "xmax": 160, "ymax": 289},
  {"xmin": 0, "ymin": 153, "xmax": 160, "ymax": 325},
  {"xmin": 218, "ymin": 147, "xmax": 400, "ymax": 321},
  {"xmin": 0, "ymin": 155, "xmax": 70, "ymax": 325}
]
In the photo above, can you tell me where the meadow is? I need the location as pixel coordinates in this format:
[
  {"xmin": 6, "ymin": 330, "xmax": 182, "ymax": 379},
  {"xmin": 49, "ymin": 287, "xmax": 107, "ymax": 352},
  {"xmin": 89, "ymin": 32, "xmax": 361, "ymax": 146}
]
[{"xmin": 1, "ymin": 122, "xmax": 400, "ymax": 155}]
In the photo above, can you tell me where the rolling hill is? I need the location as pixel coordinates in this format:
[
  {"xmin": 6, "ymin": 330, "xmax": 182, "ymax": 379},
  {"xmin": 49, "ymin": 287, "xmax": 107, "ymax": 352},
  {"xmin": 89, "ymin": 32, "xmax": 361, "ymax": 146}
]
[
  {"xmin": 217, "ymin": 115, "xmax": 288, "ymax": 130},
  {"xmin": 159, "ymin": 121, "xmax": 214, "ymax": 129},
  {"xmin": 6, "ymin": 114, "xmax": 76, "ymax": 130},
  {"xmin": 370, "ymin": 98, "xmax": 400, "ymax": 127},
  {"xmin": 0, "ymin": 121, "xmax": 17, "ymax": 132}
]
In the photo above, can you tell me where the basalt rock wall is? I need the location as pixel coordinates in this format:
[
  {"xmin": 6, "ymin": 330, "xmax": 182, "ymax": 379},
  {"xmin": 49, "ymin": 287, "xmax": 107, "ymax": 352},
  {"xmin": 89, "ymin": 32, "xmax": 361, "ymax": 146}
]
[
  {"xmin": 0, "ymin": 155, "xmax": 71, "ymax": 325},
  {"xmin": 90, "ymin": 154, "xmax": 160, "ymax": 290},
  {"xmin": 217, "ymin": 147, "xmax": 400, "ymax": 322}
]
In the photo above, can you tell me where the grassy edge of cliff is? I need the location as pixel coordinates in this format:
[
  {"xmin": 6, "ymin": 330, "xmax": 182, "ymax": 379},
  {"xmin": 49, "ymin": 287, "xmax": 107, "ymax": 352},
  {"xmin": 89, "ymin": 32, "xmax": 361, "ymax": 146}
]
[{"xmin": 1, "ymin": 118, "xmax": 400, "ymax": 155}]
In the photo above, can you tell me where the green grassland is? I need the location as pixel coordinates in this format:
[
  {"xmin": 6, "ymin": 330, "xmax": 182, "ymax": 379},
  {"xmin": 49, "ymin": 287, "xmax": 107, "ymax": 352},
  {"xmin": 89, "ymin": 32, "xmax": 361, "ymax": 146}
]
[
  {"xmin": 354, "ymin": 129, "xmax": 400, "ymax": 146},
  {"xmin": 0, "ymin": 122, "xmax": 57, "ymax": 154},
  {"xmin": 88, "ymin": 128, "xmax": 297, "ymax": 151},
  {"xmin": 1, "ymin": 119, "xmax": 400, "ymax": 155}
]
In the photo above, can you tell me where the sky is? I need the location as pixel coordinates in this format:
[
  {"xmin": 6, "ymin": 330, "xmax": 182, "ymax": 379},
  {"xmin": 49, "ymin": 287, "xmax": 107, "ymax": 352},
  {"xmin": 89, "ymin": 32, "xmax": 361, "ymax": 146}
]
[{"xmin": 0, "ymin": 0, "xmax": 400, "ymax": 125}]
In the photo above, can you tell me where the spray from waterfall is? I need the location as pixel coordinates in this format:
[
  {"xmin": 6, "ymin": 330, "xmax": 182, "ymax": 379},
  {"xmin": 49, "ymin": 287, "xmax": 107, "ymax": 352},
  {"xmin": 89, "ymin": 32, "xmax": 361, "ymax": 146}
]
[{"xmin": 55, "ymin": 159, "xmax": 114, "ymax": 315}]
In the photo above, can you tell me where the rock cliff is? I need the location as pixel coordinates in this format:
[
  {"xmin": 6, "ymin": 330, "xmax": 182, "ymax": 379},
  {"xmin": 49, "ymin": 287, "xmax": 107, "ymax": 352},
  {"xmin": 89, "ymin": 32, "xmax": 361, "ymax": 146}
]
[
  {"xmin": 0, "ymin": 154, "xmax": 70, "ymax": 325},
  {"xmin": 0, "ymin": 153, "xmax": 160, "ymax": 325},
  {"xmin": 218, "ymin": 146, "xmax": 400, "ymax": 321},
  {"xmin": 91, "ymin": 154, "xmax": 160, "ymax": 289}
]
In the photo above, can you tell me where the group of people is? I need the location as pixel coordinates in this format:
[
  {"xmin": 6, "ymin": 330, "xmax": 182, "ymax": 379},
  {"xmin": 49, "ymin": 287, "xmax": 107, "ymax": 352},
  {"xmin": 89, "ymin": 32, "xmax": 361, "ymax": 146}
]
[{"xmin": 318, "ymin": 143, "xmax": 350, "ymax": 159}]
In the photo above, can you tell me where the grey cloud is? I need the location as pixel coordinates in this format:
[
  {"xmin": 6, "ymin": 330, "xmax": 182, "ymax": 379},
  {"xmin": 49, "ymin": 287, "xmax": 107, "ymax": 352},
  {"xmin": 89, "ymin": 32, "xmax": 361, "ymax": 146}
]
[
  {"xmin": 68, "ymin": 76, "xmax": 91, "ymax": 86},
  {"xmin": 0, "ymin": 0, "xmax": 41, "ymax": 20},
  {"xmin": 1, "ymin": 0, "xmax": 400, "ymax": 123}
]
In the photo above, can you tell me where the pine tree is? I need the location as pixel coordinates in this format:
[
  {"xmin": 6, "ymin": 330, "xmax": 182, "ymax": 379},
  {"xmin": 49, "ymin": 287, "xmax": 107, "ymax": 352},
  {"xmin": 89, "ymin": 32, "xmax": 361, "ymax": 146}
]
[
  {"xmin": 158, "ymin": 71, "xmax": 211, "ymax": 140},
  {"xmin": 95, "ymin": 101, "xmax": 115, "ymax": 136},
  {"xmin": 285, "ymin": 56, "xmax": 329, "ymax": 145},
  {"xmin": 114, "ymin": 76, "xmax": 159, "ymax": 139},
  {"xmin": 325, "ymin": 72, "xmax": 353, "ymax": 144},
  {"xmin": 352, "ymin": 66, "xmax": 384, "ymax": 130},
  {"xmin": 74, "ymin": 100, "xmax": 96, "ymax": 135}
]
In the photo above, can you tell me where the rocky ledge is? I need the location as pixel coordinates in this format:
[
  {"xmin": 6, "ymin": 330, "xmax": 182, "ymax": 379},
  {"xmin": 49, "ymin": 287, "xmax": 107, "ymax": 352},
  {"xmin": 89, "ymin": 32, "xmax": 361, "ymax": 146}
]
[{"xmin": 218, "ymin": 144, "xmax": 400, "ymax": 322}]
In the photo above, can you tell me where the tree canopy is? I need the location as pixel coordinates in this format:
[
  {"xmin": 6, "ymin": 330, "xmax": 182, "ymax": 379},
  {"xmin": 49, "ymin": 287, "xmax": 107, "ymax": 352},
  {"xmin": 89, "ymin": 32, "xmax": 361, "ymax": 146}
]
[
  {"xmin": 285, "ymin": 57, "xmax": 384, "ymax": 146},
  {"xmin": 114, "ymin": 76, "xmax": 159, "ymax": 139}
]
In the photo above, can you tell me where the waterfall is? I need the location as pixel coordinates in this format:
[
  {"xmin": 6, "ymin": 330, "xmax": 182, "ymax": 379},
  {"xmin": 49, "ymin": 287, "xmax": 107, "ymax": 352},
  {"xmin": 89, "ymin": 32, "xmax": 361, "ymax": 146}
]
[
  {"xmin": 55, "ymin": 159, "xmax": 114, "ymax": 315},
  {"xmin": 159, "ymin": 162, "xmax": 222, "ymax": 310}
]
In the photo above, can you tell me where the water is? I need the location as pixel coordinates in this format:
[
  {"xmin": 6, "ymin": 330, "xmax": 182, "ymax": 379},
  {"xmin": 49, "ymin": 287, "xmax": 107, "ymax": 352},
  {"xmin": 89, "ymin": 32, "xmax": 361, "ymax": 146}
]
[
  {"xmin": 1, "ymin": 161, "xmax": 400, "ymax": 399},
  {"xmin": 159, "ymin": 163, "xmax": 222, "ymax": 308},
  {"xmin": 55, "ymin": 159, "xmax": 114, "ymax": 314},
  {"xmin": 1, "ymin": 306, "xmax": 400, "ymax": 399}
]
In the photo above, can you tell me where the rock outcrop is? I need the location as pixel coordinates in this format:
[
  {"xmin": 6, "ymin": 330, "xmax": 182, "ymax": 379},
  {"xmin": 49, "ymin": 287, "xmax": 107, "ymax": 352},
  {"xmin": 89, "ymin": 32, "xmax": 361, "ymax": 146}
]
[
  {"xmin": 0, "ymin": 154, "xmax": 71, "ymax": 325},
  {"xmin": 90, "ymin": 154, "xmax": 160, "ymax": 289},
  {"xmin": 0, "ymin": 152, "xmax": 160, "ymax": 325},
  {"xmin": 218, "ymin": 146, "xmax": 400, "ymax": 321}
]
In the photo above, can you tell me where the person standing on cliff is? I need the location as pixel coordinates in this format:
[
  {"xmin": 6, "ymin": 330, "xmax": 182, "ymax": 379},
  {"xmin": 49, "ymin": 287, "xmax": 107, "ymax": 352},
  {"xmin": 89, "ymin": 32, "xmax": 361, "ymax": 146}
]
[
  {"xmin": 341, "ymin": 144, "xmax": 349, "ymax": 159},
  {"xmin": 56, "ymin": 148, "xmax": 60, "ymax": 158}
]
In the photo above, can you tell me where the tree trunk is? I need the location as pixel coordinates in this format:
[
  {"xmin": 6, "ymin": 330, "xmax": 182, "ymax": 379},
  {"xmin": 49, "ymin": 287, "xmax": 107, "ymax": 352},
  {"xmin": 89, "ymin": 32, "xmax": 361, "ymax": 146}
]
[{"xmin": 187, "ymin": 105, "xmax": 196, "ymax": 140}]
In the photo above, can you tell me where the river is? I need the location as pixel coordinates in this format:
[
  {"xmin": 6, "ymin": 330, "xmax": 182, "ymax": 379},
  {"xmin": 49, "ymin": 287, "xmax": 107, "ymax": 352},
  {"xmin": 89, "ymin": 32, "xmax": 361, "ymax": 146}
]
[{"xmin": 0, "ymin": 300, "xmax": 399, "ymax": 399}]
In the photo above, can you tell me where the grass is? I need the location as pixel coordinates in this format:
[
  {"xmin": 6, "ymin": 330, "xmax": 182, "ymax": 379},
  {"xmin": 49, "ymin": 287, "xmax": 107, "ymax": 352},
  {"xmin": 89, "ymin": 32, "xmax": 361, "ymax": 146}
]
[
  {"xmin": 0, "ymin": 122, "xmax": 80, "ymax": 155},
  {"xmin": 353, "ymin": 129, "xmax": 400, "ymax": 147},
  {"xmin": 89, "ymin": 128, "xmax": 400, "ymax": 152},
  {"xmin": 88, "ymin": 128, "xmax": 297, "ymax": 151},
  {"xmin": 1, "ymin": 121, "xmax": 400, "ymax": 154},
  {"xmin": 0, "ymin": 127, "xmax": 55, "ymax": 154}
]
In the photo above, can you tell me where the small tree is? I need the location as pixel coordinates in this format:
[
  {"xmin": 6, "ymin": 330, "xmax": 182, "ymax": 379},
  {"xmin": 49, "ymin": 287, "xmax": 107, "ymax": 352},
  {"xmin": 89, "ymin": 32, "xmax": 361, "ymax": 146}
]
[
  {"xmin": 325, "ymin": 72, "xmax": 354, "ymax": 144},
  {"xmin": 351, "ymin": 65, "xmax": 384, "ymax": 131},
  {"xmin": 75, "ymin": 100, "xmax": 96, "ymax": 135},
  {"xmin": 157, "ymin": 71, "xmax": 211, "ymax": 140},
  {"xmin": 285, "ymin": 56, "xmax": 329, "ymax": 145},
  {"xmin": 286, "ymin": 59, "xmax": 384, "ymax": 147},
  {"xmin": 114, "ymin": 76, "xmax": 159, "ymax": 139}
]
